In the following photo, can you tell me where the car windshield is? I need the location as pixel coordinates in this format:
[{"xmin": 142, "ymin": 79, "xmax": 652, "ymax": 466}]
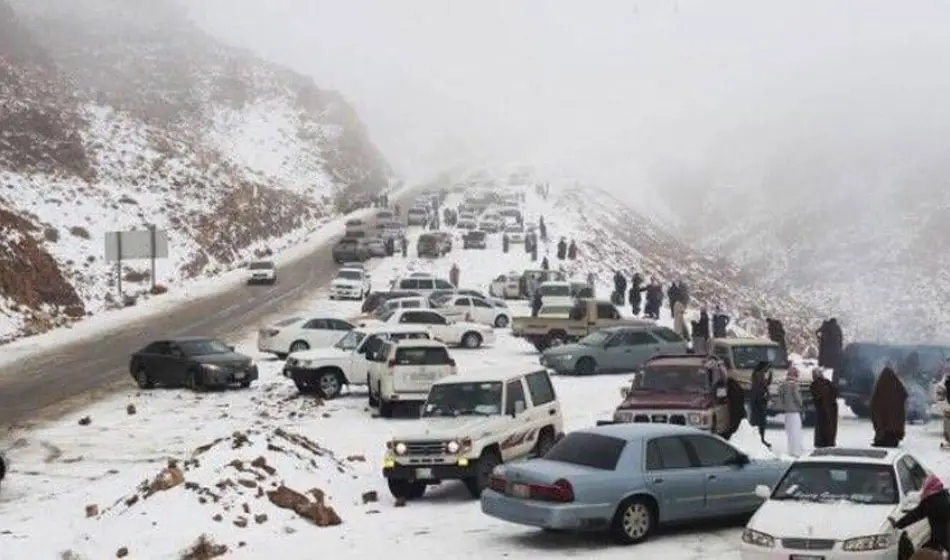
[
  {"xmin": 422, "ymin": 382, "xmax": 503, "ymax": 417},
  {"xmin": 543, "ymin": 432, "xmax": 626, "ymax": 470},
  {"xmin": 771, "ymin": 462, "xmax": 898, "ymax": 505},
  {"xmin": 337, "ymin": 270, "xmax": 362, "ymax": 280},
  {"xmin": 180, "ymin": 339, "xmax": 232, "ymax": 356},
  {"xmin": 249, "ymin": 262, "xmax": 273, "ymax": 270},
  {"xmin": 635, "ymin": 365, "xmax": 708, "ymax": 393},
  {"xmin": 731, "ymin": 345, "xmax": 790, "ymax": 369},
  {"xmin": 578, "ymin": 330, "xmax": 612, "ymax": 346},
  {"xmin": 334, "ymin": 330, "xmax": 366, "ymax": 351},
  {"xmin": 540, "ymin": 284, "xmax": 571, "ymax": 296}
]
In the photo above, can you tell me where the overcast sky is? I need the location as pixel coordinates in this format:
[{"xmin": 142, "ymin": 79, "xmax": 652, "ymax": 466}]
[{"xmin": 188, "ymin": 0, "xmax": 950, "ymax": 208}]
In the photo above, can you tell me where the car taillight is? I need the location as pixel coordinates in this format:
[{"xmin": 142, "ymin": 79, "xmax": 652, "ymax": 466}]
[
  {"xmin": 488, "ymin": 475, "xmax": 506, "ymax": 493},
  {"xmin": 387, "ymin": 359, "xmax": 397, "ymax": 368},
  {"xmin": 530, "ymin": 479, "xmax": 574, "ymax": 502}
]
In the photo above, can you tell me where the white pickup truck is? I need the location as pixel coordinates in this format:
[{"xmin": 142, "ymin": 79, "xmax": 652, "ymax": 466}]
[
  {"xmin": 382, "ymin": 369, "xmax": 564, "ymax": 500},
  {"xmin": 283, "ymin": 324, "xmax": 432, "ymax": 398},
  {"xmin": 360, "ymin": 309, "xmax": 496, "ymax": 349}
]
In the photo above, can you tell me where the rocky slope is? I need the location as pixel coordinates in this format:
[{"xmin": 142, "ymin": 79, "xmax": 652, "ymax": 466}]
[{"xmin": 0, "ymin": 0, "xmax": 391, "ymax": 341}]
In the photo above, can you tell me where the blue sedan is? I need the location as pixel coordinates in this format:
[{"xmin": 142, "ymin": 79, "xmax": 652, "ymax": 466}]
[{"xmin": 481, "ymin": 423, "xmax": 789, "ymax": 545}]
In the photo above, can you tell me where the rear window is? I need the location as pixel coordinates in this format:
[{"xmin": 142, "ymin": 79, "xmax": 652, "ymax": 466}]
[
  {"xmin": 543, "ymin": 432, "xmax": 626, "ymax": 470},
  {"xmin": 394, "ymin": 346, "xmax": 453, "ymax": 365},
  {"xmin": 249, "ymin": 261, "xmax": 273, "ymax": 270}
]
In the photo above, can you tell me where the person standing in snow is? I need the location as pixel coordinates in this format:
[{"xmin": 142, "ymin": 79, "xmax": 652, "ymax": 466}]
[
  {"xmin": 586, "ymin": 271, "xmax": 596, "ymax": 290},
  {"xmin": 644, "ymin": 279, "xmax": 663, "ymax": 319},
  {"xmin": 693, "ymin": 308, "xmax": 710, "ymax": 354},
  {"xmin": 749, "ymin": 361, "xmax": 773, "ymax": 448},
  {"xmin": 777, "ymin": 364, "xmax": 804, "ymax": 457},
  {"xmin": 722, "ymin": 371, "xmax": 747, "ymax": 440},
  {"xmin": 567, "ymin": 240, "xmax": 577, "ymax": 260},
  {"xmin": 672, "ymin": 300, "xmax": 689, "ymax": 341},
  {"xmin": 502, "ymin": 233, "xmax": 510, "ymax": 253},
  {"xmin": 400, "ymin": 236, "xmax": 408, "ymax": 258},
  {"xmin": 613, "ymin": 271, "xmax": 627, "ymax": 306},
  {"xmin": 766, "ymin": 318, "xmax": 787, "ymax": 352},
  {"xmin": 891, "ymin": 474, "xmax": 950, "ymax": 555},
  {"xmin": 531, "ymin": 290, "xmax": 543, "ymax": 318},
  {"xmin": 541, "ymin": 256, "xmax": 549, "ymax": 270},
  {"xmin": 817, "ymin": 318, "xmax": 844, "ymax": 372},
  {"xmin": 449, "ymin": 263, "xmax": 460, "ymax": 287},
  {"xmin": 678, "ymin": 280, "xmax": 690, "ymax": 307},
  {"xmin": 556, "ymin": 238, "xmax": 567, "ymax": 260},
  {"xmin": 539, "ymin": 216, "xmax": 547, "ymax": 242},
  {"xmin": 712, "ymin": 306, "xmax": 730, "ymax": 338},
  {"xmin": 809, "ymin": 367, "xmax": 838, "ymax": 448},
  {"xmin": 667, "ymin": 282, "xmax": 679, "ymax": 315},
  {"xmin": 870, "ymin": 364, "xmax": 907, "ymax": 448}
]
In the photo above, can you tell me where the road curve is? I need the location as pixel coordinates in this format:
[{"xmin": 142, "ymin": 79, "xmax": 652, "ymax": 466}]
[{"xmin": 0, "ymin": 198, "xmax": 413, "ymax": 428}]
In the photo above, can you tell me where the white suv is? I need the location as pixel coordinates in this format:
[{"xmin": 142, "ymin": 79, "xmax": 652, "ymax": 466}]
[
  {"xmin": 367, "ymin": 339, "xmax": 457, "ymax": 417},
  {"xmin": 382, "ymin": 369, "xmax": 564, "ymax": 500},
  {"xmin": 330, "ymin": 267, "xmax": 372, "ymax": 300},
  {"xmin": 283, "ymin": 325, "xmax": 431, "ymax": 399},
  {"xmin": 247, "ymin": 261, "xmax": 277, "ymax": 285},
  {"xmin": 741, "ymin": 447, "xmax": 932, "ymax": 559},
  {"xmin": 374, "ymin": 309, "xmax": 495, "ymax": 349}
]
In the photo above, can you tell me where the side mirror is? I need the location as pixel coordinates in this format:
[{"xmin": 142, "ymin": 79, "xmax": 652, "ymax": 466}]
[
  {"xmin": 903, "ymin": 491, "xmax": 921, "ymax": 511},
  {"xmin": 514, "ymin": 400, "xmax": 526, "ymax": 415},
  {"xmin": 754, "ymin": 485, "xmax": 771, "ymax": 499}
]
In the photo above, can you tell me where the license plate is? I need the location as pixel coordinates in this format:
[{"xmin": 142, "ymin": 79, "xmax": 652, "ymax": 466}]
[
  {"xmin": 511, "ymin": 483, "xmax": 530, "ymax": 498},
  {"xmin": 414, "ymin": 468, "xmax": 432, "ymax": 479},
  {"xmin": 410, "ymin": 373, "xmax": 435, "ymax": 381},
  {"xmin": 790, "ymin": 556, "xmax": 824, "ymax": 560}
]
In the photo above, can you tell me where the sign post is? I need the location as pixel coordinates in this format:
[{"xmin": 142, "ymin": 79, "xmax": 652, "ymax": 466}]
[{"xmin": 105, "ymin": 228, "xmax": 169, "ymax": 301}]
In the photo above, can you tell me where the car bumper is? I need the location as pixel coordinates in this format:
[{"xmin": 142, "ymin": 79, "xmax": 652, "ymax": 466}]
[
  {"xmin": 538, "ymin": 356, "xmax": 573, "ymax": 373},
  {"xmin": 203, "ymin": 366, "xmax": 258, "ymax": 386},
  {"xmin": 480, "ymin": 489, "xmax": 611, "ymax": 530},
  {"xmin": 383, "ymin": 461, "xmax": 477, "ymax": 481},
  {"xmin": 247, "ymin": 275, "xmax": 275, "ymax": 283},
  {"xmin": 738, "ymin": 542, "xmax": 896, "ymax": 560},
  {"xmin": 331, "ymin": 286, "xmax": 363, "ymax": 298}
]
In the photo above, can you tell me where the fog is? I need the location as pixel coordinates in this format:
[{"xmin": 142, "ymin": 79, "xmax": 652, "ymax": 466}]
[{"xmin": 189, "ymin": 0, "xmax": 950, "ymax": 211}]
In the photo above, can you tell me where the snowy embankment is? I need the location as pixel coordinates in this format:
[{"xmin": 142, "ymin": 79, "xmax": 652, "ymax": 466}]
[{"xmin": 2, "ymin": 184, "xmax": 947, "ymax": 559}]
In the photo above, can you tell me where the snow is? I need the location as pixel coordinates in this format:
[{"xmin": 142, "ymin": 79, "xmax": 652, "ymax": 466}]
[{"xmin": 3, "ymin": 182, "xmax": 947, "ymax": 559}]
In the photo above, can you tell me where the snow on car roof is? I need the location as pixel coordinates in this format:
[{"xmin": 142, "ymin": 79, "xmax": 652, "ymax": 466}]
[
  {"xmin": 355, "ymin": 323, "xmax": 431, "ymax": 334},
  {"xmin": 798, "ymin": 447, "xmax": 900, "ymax": 465}
]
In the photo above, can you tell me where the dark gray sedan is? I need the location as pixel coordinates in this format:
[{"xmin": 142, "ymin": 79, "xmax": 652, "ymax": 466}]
[{"xmin": 128, "ymin": 337, "xmax": 258, "ymax": 390}]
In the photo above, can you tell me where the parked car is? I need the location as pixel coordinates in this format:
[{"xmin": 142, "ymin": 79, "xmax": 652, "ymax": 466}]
[
  {"xmin": 364, "ymin": 236, "xmax": 387, "ymax": 257},
  {"xmin": 344, "ymin": 218, "xmax": 367, "ymax": 237},
  {"xmin": 481, "ymin": 423, "xmax": 787, "ymax": 545},
  {"xmin": 393, "ymin": 276, "xmax": 456, "ymax": 297},
  {"xmin": 367, "ymin": 339, "xmax": 458, "ymax": 417},
  {"xmin": 436, "ymin": 295, "xmax": 512, "ymax": 328},
  {"xmin": 359, "ymin": 296, "xmax": 432, "ymax": 324},
  {"xmin": 479, "ymin": 216, "xmax": 501, "ymax": 233},
  {"xmin": 383, "ymin": 369, "xmax": 563, "ymax": 499},
  {"xmin": 457, "ymin": 213, "xmax": 478, "ymax": 230},
  {"xmin": 332, "ymin": 238, "xmax": 371, "ymax": 263},
  {"xmin": 540, "ymin": 325, "xmax": 688, "ymax": 375},
  {"xmin": 407, "ymin": 206, "xmax": 429, "ymax": 226},
  {"xmin": 432, "ymin": 231, "xmax": 453, "ymax": 252},
  {"xmin": 379, "ymin": 221, "xmax": 404, "ymax": 241},
  {"xmin": 512, "ymin": 299, "xmax": 652, "ymax": 352},
  {"xmin": 463, "ymin": 230, "xmax": 487, "ymax": 249},
  {"xmin": 429, "ymin": 289, "xmax": 507, "ymax": 309},
  {"xmin": 366, "ymin": 309, "xmax": 495, "ymax": 349},
  {"xmin": 257, "ymin": 315, "xmax": 355, "ymax": 358},
  {"xmin": 129, "ymin": 337, "xmax": 258, "ymax": 390},
  {"xmin": 503, "ymin": 224, "xmax": 524, "ymax": 243},
  {"xmin": 246, "ymin": 261, "xmax": 277, "ymax": 285},
  {"xmin": 283, "ymin": 325, "xmax": 432, "ymax": 398},
  {"xmin": 361, "ymin": 291, "xmax": 422, "ymax": 314},
  {"xmin": 329, "ymin": 267, "xmax": 372, "ymax": 300},
  {"xmin": 489, "ymin": 272, "xmax": 523, "ymax": 299},
  {"xmin": 417, "ymin": 233, "xmax": 451, "ymax": 258},
  {"xmin": 741, "ymin": 447, "xmax": 932, "ymax": 559}
]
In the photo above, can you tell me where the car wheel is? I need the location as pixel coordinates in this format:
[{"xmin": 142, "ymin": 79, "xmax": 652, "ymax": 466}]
[
  {"xmin": 610, "ymin": 497, "xmax": 656, "ymax": 545},
  {"xmin": 185, "ymin": 369, "xmax": 204, "ymax": 391},
  {"xmin": 367, "ymin": 376, "xmax": 378, "ymax": 407},
  {"xmin": 464, "ymin": 448, "xmax": 501, "ymax": 498},
  {"xmin": 493, "ymin": 314, "xmax": 509, "ymax": 328},
  {"xmin": 387, "ymin": 478, "xmax": 427, "ymax": 501},
  {"xmin": 461, "ymin": 332, "xmax": 483, "ymax": 349},
  {"xmin": 239, "ymin": 380, "xmax": 252, "ymax": 389},
  {"xmin": 133, "ymin": 366, "xmax": 154, "ymax": 389},
  {"xmin": 533, "ymin": 428, "xmax": 555, "ymax": 457},
  {"xmin": 289, "ymin": 340, "xmax": 310, "ymax": 353},
  {"xmin": 575, "ymin": 357, "xmax": 597, "ymax": 376},
  {"xmin": 317, "ymin": 370, "xmax": 343, "ymax": 399},
  {"xmin": 0, "ymin": 454, "xmax": 6, "ymax": 482}
]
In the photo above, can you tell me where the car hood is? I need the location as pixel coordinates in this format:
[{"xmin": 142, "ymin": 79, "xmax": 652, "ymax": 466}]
[
  {"xmin": 452, "ymin": 321, "xmax": 494, "ymax": 332},
  {"xmin": 358, "ymin": 319, "xmax": 385, "ymax": 328},
  {"xmin": 288, "ymin": 347, "xmax": 349, "ymax": 361},
  {"xmin": 750, "ymin": 501, "xmax": 895, "ymax": 540},
  {"xmin": 192, "ymin": 353, "xmax": 252, "ymax": 366},
  {"xmin": 396, "ymin": 416, "xmax": 503, "ymax": 440},
  {"xmin": 618, "ymin": 390, "xmax": 711, "ymax": 410},
  {"xmin": 543, "ymin": 343, "xmax": 592, "ymax": 357}
]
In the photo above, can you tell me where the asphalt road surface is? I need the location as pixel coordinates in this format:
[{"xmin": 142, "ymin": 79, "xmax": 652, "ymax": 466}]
[{"xmin": 0, "ymin": 201, "xmax": 412, "ymax": 428}]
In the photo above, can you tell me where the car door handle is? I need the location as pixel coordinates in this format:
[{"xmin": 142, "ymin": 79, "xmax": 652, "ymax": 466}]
[
  {"xmin": 707, "ymin": 474, "xmax": 717, "ymax": 480},
  {"xmin": 652, "ymin": 477, "xmax": 663, "ymax": 483},
  {"xmin": 549, "ymin": 409, "xmax": 556, "ymax": 416}
]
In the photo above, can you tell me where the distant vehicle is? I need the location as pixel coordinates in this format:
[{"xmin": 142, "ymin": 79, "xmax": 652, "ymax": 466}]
[
  {"xmin": 361, "ymin": 291, "xmax": 422, "ymax": 314},
  {"xmin": 503, "ymin": 224, "xmax": 524, "ymax": 243},
  {"xmin": 366, "ymin": 308, "xmax": 495, "ymax": 349},
  {"xmin": 257, "ymin": 315, "xmax": 355, "ymax": 358},
  {"xmin": 283, "ymin": 325, "xmax": 433, "ymax": 399},
  {"xmin": 407, "ymin": 206, "xmax": 429, "ymax": 226},
  {"xmin": 429, "ymin": 289, "xmax": 507, "ymax": 309},
  {"xmin": 463, "ymin": 230, "xmax": 487, "ymax": 249},
  {"xmin": 457, "ymin": 213, "xmax": 478, "ymax": 230},
  {"xmin": 482, "ymin": 423, "xmax": 787, "ymax": 545},
  {"xmin": 246, "ymin": 261, "xmax": 277, "ymax": 285},
  {"xmin": 741, "ymin": 447, "xmax": 932, "ymax": 559},
  {"xmin": 330, "ymin": 268, "xmax": 372, "ymax": 300},
  {"xmin": 479, "ymin": 215, "xmax": 502, "ymax": 233},
  {"xmin": 432, "ymin": 231, "xmax": 454, "ymax": 252},
  {"xmin": 418, "ymin": 233, "xmax": 451, "ymax": 258},
  {"xmin": 537, "ymin": 281, "xmax": 574, "ymax": 306},
  {"xmin": 489, "ymin": 272, "xmax": 522, "ymax": 299},
  {"xmin": 540, "ymin": 325, "xmax": 688, "ymax": 375},
  {"xmin": 374, "ymin": 210, "xmax": 395, "ymax": 223},
  {"xmin": 383, "ymin": 369, "xmax": 563, "ymax": 499},
  {"xmin": 379, "ymin": 221, "xmax": 404, "ymax": 241},
  {"xmin": 344, "ymin": 218, "xmax": 366, "ymax": 232},
  {"xmin": 364, "ymin": 236, "xmax": 387, "ymax": 258},
  {"xmin": 367, "ymin": 338, "xmax": 458, "ymax": 417},
  {"xmin": 332, "ymin": 238, "xmax": 371, "ymax": 263},
  {"xmin": 436, "ymin": 295, "xmax": 512, "ymax": 328},
  {"xmin": 393, "ymin": 276, "xmax": 455, "ymax": 296},
  {"xmin": 129, "ymin": 337, "xmax": 258, "ymax": 390},
  {"xmin": 512, "ymin": 299, "xmax": 651, "ymax": 352},
  {"xmin": 498, "ymin": 207, "xmax": 522, "ymax": 226},
  {"xmin": 362, "ymin": 296, "xmax": 431, "ymax": 323}
]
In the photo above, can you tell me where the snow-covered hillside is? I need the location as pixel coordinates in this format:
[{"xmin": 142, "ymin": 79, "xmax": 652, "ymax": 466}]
[{"xmin": 0, "ymin": 0, "xmax": 391, "ymax": 341}]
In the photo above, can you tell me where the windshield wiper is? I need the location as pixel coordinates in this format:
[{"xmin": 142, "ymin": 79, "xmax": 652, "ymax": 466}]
[{"xmin": 454, "ymin": 409, "xmax": 493, "ymax": 417}]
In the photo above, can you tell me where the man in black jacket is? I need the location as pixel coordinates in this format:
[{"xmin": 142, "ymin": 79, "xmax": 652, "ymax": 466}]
[{"xmin": 891, "ymin": 475, "xmax": 950, "ymax": 554}]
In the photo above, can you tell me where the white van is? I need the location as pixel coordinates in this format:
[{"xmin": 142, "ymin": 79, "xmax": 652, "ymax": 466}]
[
  {"xmin": 394, "ymin": 276, "xmax": 455, "ymax": 297},
  {"xmin": 367, "ymin": 339, "xmax": 457, "ymax": 417}
]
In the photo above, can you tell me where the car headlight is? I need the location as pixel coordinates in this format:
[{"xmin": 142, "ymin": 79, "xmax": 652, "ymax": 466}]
[
  {"xmin": 201, "ymin": 364, "xmax": 221, "ymax": 372},
  {"xmin": 394, "ymin": 442, "xmax": 407, "ymax": 455},
  {"xmin": 842, "ymin": 533, "xmax": 893, "ymax": 551},
  {"xmin": 741, "ymin": 528, "xmax": 775, "ymax": 548},
  {"xmin": 446, "ymin": 441, "xmax": 460, "ymax": 453},
  {"xmin": 688, "ymin": 412, "xmax": 709, "ymax": 425}
]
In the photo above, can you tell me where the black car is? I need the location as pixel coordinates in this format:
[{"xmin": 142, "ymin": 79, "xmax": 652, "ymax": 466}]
[
  {"xmin": 361, "ymin": 290, "xmax": 422, "ymax": 314},
  {"xmin": 332, "ymin": 238, "xmax": 370, "ymax": 264},
  {"xmin": 417, "ymin": 233, "xmax": 449, "ymax": 258},
  {"xmin": 463, "ymin": 230, "xmax": 487, "ymax": 249},
  {"xmin": 129, "ymin": 337, "xmax": 258, "ymax": 390}
]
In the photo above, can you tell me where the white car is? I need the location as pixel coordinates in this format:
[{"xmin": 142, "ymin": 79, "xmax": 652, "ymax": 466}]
[
  {"xmin": 537, "ymin": 304, "xmax": 573, "ymax": 318},
  {"xmin": 282, "ymin": 324, "xmax": 432, "ymax": 398},
  {"xmin": 537, "ymin": 281, "xmax": 574, "ymax": 306},
  {"xmin": 457, "ymin": 214, "xmax": 477, "ymax": 230},
  {"xmin": 741, "ymin": 447, "xmax": 931, "ymax": 560},
  {"xmin": 373, "ymin": 308, "xmax": 495, "ymax": 349},
  {"xmin": 257, "ymin": 315, "xmax": 355, "ymax": 358},
  {"xmin": 382, "ymin": 369, "xmax": 563, "ymax": 500},
  {"xmin": 330, "ymin": 267, "xmax": 372, "ymax": 300},
  {"xmin": 489, "ymin": 272, "xmax": 522, "ymax": 299},
  {"xmin": 360, "ymin": 296, "xmax": 432, "ymax": 325},
  {"xmin": 437, "ymin": 295, "xmax": 512, "ymax": 328},
  {"xmin": 479, "ymin": 217, "xmax": 502, "ymax": 233},
  {"xmin": 393, "ymin": 276, "xmax": 456, "ymax": 297},
  {"xmin": 367, "ymin": 339, "xmax": 458, "ymax": 417},
  {"xmin": 503, "ymin": 225, "xmax": 524, "ymax": 243},
  {"xmin": 247, "ymin": 261, "xmax": 277, "ymax": 284}
]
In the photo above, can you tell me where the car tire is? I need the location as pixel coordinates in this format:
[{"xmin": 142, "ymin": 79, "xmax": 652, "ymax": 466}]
[
  {"xmin": 545, "ymin": 331, "xmax": 568, "ymax": 348},
  {"xmin": 185, "ymin": 369, "xmax": 204, "ymax": 391},
  {"xmin": 239, "ymin": 380, "xmax": 252, "ymax": 389},
  {"xmin": 464, "ymin": 448, "xmax": 501, "ymax": 498},
  {"xmin": 0, "ymin": 454, "xmax": 6, "ymax": 482},
  {"xmin": 533, "ymin": 428, "xmax": 555, "ymax": 457},
  {"xmin": 275, "ymin": 353, "xmax": 288, "ymax": 360},
  {"xmin": 493, "ymin": 314, "xmax": 509, "ymax": 328},
  {"xmin": 610, "ymin": 497, "xmax": 656, "ymax": 545},
  {"xmin": 575, "ymin": 357, "xmax": 597, "ymax": 376},
  {"xmin": 316, "ymin": 370, "xmax": 344, "ymax": 399},
  {"xmin": 387, "ymin": 478, "xmax": 427, "ymax": 501},
  {"xmin": 367, "ymin": 376, "xmax": 378, "ymax": 407},
  {"xmin": 133, "ymin": 366, "xmax": 154, "ymax": 389},
  {"xmin": 289, "ymin": 340, "xmax": 310, "ymax": 353},
  {"xmin": 461, "ymin": 332, "xmax": 483, "ymax": 349}
]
